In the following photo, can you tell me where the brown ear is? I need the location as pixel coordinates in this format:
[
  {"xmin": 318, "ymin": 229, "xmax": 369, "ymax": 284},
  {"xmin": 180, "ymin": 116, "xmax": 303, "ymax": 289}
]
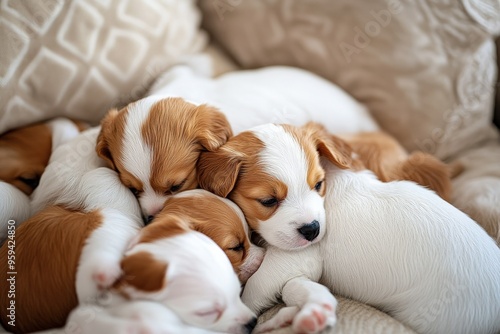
[
  {"xmin": 194, "ymin": 104, "xmax": 233, "ymax": 151},
  {"xmin": 96, "ymin": 108, "xmax": 119, "ymax": 169},
  {"xmin": 197, "ymin": 147, "xmax": 243, "ymax": 198},
  {"xmin": 113, "ymin": 251, "xmax": 167, "ymax": 293},
  {"xmin": 303, "ymin": 122, "xmax": 353, "ymax": 169}
]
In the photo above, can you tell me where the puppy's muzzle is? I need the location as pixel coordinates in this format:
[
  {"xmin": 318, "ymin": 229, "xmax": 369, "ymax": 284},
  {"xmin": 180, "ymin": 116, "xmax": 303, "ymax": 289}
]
[{"xmin": 297, "ymin": 220, "xmax": 320, "ymax": 241}]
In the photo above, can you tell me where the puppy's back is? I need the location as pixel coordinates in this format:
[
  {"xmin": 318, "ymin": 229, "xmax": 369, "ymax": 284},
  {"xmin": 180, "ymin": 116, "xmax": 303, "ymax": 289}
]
[
  {"xmin": 321, "ymin": 166, "xmax": 500, "ymax": 334},
  {"xmin": 0, "ymin": 206, "xmax": 102, "ymax": 333}
]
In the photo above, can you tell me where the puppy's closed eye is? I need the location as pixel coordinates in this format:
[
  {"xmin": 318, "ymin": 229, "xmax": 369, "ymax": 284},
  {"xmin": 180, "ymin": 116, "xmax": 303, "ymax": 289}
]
[
  {"xmin": 229, "ymin": 242, "xmax": 245, "ymax": 252},
  {"xmin": 19, "ymin": 175, "xmax": 40, "ymax": 189}
]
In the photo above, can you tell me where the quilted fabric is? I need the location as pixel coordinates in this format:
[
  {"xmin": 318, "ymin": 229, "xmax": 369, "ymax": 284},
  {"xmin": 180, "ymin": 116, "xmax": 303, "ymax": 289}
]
[
  {"xmin": 0, "ymin": 0, "xmax": 207, "ymax": 134},
  {"xmin": 200, "ymin": 0, "xmax": 500, "ymax": 160}
]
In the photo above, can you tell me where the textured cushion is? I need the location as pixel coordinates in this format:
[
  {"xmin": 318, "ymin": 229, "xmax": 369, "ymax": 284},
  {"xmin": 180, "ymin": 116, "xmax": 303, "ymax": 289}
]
[
  {"xmin": 0, "ymin": 0, "xmax": 206, "ymax": 134},
  {"xmin": 200, "ymin": 0, "xmax": 500, "ymax": 160},
  {"xmin": 259, "ymin": 297, "xmax": 415, "ymax": 334}
]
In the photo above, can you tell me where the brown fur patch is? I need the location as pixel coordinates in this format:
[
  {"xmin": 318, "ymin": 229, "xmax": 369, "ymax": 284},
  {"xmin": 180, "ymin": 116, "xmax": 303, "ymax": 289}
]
[
  {"xmin": 137, "ymin": 192, "xmax": 251, "ymax": 277},
  {"xmin": 341, "ymin": 131, "xmax": 453, "ymax": 201},
  {"xmin": 114, "ymin": 251, "xmax": 167, "ymax": 293},
  {"xmin": 198, "ymin": 131, "xmax": 287, "ymax": 231},
  {"xmin": 0, "ymin": 206, "xmax": 102, "ymax": 334},
  {"xmin": 0, "ymin": 123, "xmax": 52, "ymax": 195}
]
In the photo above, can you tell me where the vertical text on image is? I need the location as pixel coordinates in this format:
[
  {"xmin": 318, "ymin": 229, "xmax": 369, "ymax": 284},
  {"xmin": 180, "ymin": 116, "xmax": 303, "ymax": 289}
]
[{"xmin": 6, "ymin": 219, "xmax": 17, "ymax": 327}]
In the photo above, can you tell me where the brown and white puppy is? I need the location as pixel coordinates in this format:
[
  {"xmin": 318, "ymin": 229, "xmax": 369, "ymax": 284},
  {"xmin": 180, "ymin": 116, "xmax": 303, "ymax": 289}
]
[
  {"xmin": 339, "ymin": 131, "xmax": 461, "ymax": 201},
  {"xmin": 0, "ymin": 117, "xmax": 88, "ymax": 195},
  {"xmin": 96, "ymin": 96, "xmax": 232, "ymax": 222},
  {"xmin": 0, "ymin": 118, "xmax": 88, "ymax": 245},
  {"xmin": 0, "ymin": 190, "xmax": 259, "ymax": 334}
]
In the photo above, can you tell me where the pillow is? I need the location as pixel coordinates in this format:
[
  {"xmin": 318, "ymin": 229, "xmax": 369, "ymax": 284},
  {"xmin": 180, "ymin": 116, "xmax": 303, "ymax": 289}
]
[
  {"xmin": 0, "ymin": 0, "xmax": 206, "ymax": 134},
  {"xmin": 200, "ymin": 0, "xmax": 500, "ymax": 159}
]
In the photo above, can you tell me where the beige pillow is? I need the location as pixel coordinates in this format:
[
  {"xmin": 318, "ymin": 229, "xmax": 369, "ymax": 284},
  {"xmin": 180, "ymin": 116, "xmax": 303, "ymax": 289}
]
[
  {"xmin": 200, "ymin": 0, "xmax": 500, "ymax": 159},
  {"xmin": 0, "ymin": 0, "xmax": 206, "ymax": 134}
]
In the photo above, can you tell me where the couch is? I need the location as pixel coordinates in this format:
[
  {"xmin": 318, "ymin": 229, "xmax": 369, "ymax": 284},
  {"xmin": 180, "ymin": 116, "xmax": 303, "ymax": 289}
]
[{"xmin": 0, "ymin": 0, "xmax": 498, "ymax": 333}]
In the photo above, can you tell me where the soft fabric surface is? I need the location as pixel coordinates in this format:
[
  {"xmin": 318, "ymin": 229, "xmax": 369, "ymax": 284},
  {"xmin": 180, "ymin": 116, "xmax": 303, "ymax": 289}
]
[
  {"xmin": 259, "ymin": 297, "xmax": 416, "ymax": 334},
  {"xmin": 200, "ymin": 0, "xmax": 500, "ymax": 160},
  {"xmin": 0, "ymin": 0, "xmax": 206, "ymax": 134}
]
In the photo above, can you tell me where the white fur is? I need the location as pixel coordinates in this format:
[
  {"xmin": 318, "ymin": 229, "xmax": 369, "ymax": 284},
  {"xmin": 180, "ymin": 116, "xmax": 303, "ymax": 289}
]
[
  {"xmin": 149, "ymin": 65, "xmax": 379, "ymax": 135},
  {"xmin": 106, "ymin": 231, "xmax": 257, "ymax": 334},
  {"xmin": 65, "ymin": 301, "xmax": 223, "ymax": 334},
  {"xmin": 46, "ymin": 117, "xmax": 82, "ymax": 151},
  {"xmin": 243, "ymin": 160, "xmax": 500, "ymax": 334},
  {"xmin": 0, "ymin": 182, "xmax": 30, "ymax": 245},
  {"xmin": 120, "ymin": 96, "xmax": 168, "ymax": 218},
  {"xmin": 252, "ymin": 125, "xmax": 326, "ymax": 250}
]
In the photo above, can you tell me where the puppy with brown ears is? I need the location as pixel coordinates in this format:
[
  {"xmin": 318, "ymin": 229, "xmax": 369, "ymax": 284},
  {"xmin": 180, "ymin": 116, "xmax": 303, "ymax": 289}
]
[
  {"xmin": 198, "ymin": 122, "xmax": 347, "ymax": 332},
  {"xmin": 63, "ymin": 190, "xmax": 261, "ymax": 334},
  {"xmin": 199, "ymin": 123, "xmax": 500, "ymax": 334},
  {"xmin": 96, "ymin": 96, "xmax": 232, "ymax": 222}
]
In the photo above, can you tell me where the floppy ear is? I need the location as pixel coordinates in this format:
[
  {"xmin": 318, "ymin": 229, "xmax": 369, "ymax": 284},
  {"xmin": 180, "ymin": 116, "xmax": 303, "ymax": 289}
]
[
  {"xmin": 113, "ymin": 251, "xmax": 168, "ymax": 293},
  {"xmin": 193, "ymin": 104, "xmax": 233, "ymax": 151},
  {"xmin": 96, "ymin": 108, "xmax": 119, "ymax": 169},
  {"xmin": 197, "ymin": 147, "xmax": 243, "ymax": 198},
  {"xmin": 303, "ymin": 122, "xmax": 353, "ymax": 169}
]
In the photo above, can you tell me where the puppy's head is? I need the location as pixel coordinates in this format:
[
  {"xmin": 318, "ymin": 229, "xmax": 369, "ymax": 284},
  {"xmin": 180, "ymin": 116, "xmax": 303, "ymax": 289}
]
[
  {"xmin": 96, "ymin": 97, "xmax": 232, "ymax": 221},
  {"xmin": 113, "ymin": 204, "xmax": 257, "ymax": 334},
  {"xmin": 198, "ymin": 122, "xmax": 353, "ymax": 250},
  {"xmin": 0, "ymin": 118, "xmax": 88, "ymax": 195},
  {"xmin": 157, "ymin": 189, "xmax": 264, "ymax": 283},
  {"xmin": 0, "ymin": 123, "xmax": 51, "ymax": 195}
]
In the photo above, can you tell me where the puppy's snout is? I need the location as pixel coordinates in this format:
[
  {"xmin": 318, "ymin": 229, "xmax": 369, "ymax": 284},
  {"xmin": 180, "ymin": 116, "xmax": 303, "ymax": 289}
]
[
  {"xmin": 146, "ymin": 215, "xmax": 155, "ymax": 224},
  {"xmin": 244, "ymin": 317, "xmax": 257, "ymax": 334},
  {"xmin": 297, "ymin": 220, "xmax": 320, "ymax": 241}
]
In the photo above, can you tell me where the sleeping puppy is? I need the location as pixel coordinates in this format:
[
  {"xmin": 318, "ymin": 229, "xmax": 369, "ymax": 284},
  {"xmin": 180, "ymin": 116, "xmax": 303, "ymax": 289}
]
[
  {"xmin": 199, "ymin": 123, "xmax": 500, "ymax": 334},
  {"xmin": 95, "ymin": 96, "xmax": 232, "ymax": 222},
  {"xmin": 31, "ymin": 96, "xmax": 232, "ymax": 222},
  {"xmin": 0, "ymin": 117, "xmax": 88, "ymax": 195},
  {"xmin": 149, "ymin": 65, "xmax": 379, "ymax": 136},
  {"xmin": 0, "ymin": 118, "xmax": 88, "ymax": 245},
  {"xmin": 61, "ymin": 190, "xmax": 260, "ymax": 334},
  {"xmin": 339, "ymin": 131, "xmax": 461, "ymax": 201}
]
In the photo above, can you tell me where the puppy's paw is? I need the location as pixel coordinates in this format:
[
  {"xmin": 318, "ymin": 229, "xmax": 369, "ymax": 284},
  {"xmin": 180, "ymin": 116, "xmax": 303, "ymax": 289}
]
[
  {"xmin": 292, "ymin": 301, "xmax": 337, "ymax": 334},
  {"xmin": 92, "ymin": 261, "xmax": 122, "ymax": 289},
  {"xmin": 254, "ymin": 306, "xmax": 299, "ymax": 333}
]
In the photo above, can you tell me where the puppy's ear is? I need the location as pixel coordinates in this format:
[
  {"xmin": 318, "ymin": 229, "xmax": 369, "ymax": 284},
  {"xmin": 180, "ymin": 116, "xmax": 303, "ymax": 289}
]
[
  {"xmin": 96, "ymin": 109, "xmax": 119, "ymax": 169},
  {"xmin": 194, "ymin": 104, "xmax": 233, "ymax": 151},
  {"xmin": 197, "ymin": 147, "xmax": 243, "ymax": 198},
  {"xmin": 113, "ymin": 251, "xmax": 168, "ymax": 293},
  {"xmin": 303, "ymin": 122, "xmax": 353, "ymax": 169}
]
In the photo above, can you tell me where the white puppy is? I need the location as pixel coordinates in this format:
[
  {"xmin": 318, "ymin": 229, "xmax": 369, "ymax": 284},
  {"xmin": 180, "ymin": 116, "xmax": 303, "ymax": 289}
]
[
  {"xmin": 148, "ymin": 65, "xmax": 379, "ymax": 135},
  {"xmin": 199, "ymin": 123, "xmax": 500, "ymax": 334}
]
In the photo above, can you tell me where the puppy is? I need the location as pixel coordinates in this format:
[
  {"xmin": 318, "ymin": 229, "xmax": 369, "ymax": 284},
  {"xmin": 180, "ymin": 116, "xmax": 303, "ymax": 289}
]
[
  {"xmin": 198, "ymin": 122, "xmax": 344, "ymax": 332},
  {"xmin": 339, "ymin": 131, "xmax": 460, "ymax": 201},
  {"xmin": 149, "ymin": 65, "xmax": 379, "ymax": 135},
  {"xmin": 0, "ymin": 117, "xmax": 88, "ymax": 195},
  {"xmin": 0, "ymin": 118, "xmax": 88, "ymax": 245},
  {"xmin": 62, "ymin": 190, "xmax": 260, "ymax": 334},
  {"xmin": 95, "ymin": 96, "xmax": 232, "ymax": 221},
  {"xmin": 199, "ymin": 124, "xmax": 500, "ymax": 334}
]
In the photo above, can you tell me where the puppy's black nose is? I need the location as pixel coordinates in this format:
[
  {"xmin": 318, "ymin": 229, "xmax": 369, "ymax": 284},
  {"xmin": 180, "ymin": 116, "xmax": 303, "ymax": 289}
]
[
  {"xmin": 146, "ymin": 215, "xmax": 155, "ymax": 224},
  {"xmin": 298, "ymin": 220, "xmax": 320, "ymax": 241},
  {"xmin": 244, "ymin": 317, "xmax": 257, "ymax": 334}
]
